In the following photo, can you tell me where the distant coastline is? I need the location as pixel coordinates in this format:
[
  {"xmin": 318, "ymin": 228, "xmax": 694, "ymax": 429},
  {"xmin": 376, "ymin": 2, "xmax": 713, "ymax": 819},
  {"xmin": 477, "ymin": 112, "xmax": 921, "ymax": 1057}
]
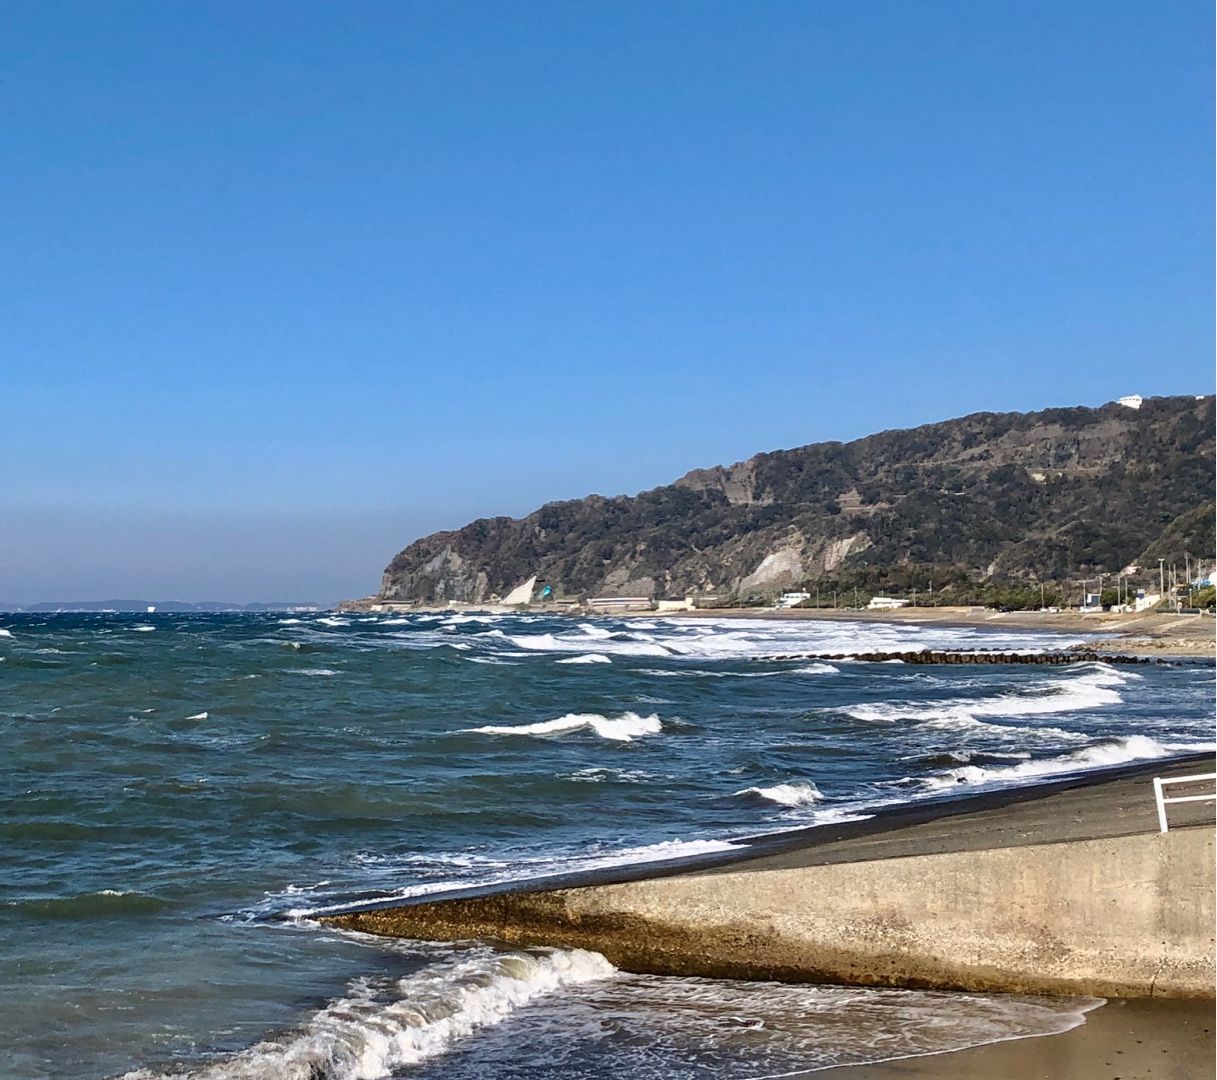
[{"xmin": 0, "ymin": 599, "xmax": 328, "ymax": 613}]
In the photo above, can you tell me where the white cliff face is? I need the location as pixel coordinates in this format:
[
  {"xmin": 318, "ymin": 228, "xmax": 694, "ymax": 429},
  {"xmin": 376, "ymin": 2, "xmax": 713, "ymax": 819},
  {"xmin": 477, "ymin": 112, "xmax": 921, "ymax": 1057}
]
[
  {"xmin": 821, "ymin": 533, "xmax": 872, "ymax": 573},
  {"xmin": 501, "ymin": 576, "xmax": 538, "ymax": 606},
  {"xmin": 739, "ymin": 547, "xmax": 804, "ymax": 592}
]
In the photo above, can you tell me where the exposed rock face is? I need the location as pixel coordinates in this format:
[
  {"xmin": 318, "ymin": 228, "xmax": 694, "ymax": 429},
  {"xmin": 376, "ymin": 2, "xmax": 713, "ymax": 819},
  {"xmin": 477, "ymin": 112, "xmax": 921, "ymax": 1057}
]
[{"xmin": 377, "ymin": 396, "xmax": 1216, "ymax": 604}]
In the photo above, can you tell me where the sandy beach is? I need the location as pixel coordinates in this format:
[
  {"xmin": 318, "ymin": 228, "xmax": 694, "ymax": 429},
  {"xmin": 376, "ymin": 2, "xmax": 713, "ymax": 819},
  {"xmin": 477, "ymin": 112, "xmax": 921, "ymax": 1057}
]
[{"xmin": 823, "ymin": 998, "xmax": 1214, "ymax": 1080}]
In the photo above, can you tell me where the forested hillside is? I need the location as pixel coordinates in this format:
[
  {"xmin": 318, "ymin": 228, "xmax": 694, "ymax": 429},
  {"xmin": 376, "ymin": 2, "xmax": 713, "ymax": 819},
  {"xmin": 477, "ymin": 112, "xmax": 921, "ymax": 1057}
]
[{"xmin": 376, "ymin": 396, "xmax": 1215, "ymax": 605}]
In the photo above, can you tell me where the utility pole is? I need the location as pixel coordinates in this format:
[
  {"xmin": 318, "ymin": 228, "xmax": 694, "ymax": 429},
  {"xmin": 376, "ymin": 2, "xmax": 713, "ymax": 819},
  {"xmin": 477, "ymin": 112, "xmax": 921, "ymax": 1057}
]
[
  {"xmin": 912, "ymin": 588, "xmax": 917, "ymax": 608},
  {"xmin": 1040, "ymin": 581, "xmax": 1045, "ymax": 610},
  {"xmin": 853, "ymin": 585, "xmax": 859, "ymax": 609},
  {"xmin": 1158, "ymin": 558, "xmax": 1165, "ymax": 605}
]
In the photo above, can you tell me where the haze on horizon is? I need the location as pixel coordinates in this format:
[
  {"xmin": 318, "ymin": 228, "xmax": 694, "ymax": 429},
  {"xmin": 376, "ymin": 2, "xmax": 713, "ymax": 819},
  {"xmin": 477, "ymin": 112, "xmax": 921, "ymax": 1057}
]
[{"xmin": 1, "ymin": 1, "xmax": 1211, "ymax": 605}]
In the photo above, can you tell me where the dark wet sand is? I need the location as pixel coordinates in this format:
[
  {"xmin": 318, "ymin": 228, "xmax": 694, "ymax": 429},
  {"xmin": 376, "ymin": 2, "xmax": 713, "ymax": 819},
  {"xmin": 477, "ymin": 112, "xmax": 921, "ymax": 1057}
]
[{"xmin": 822, "ymin": 998, "xmax": 1214, "ymax": 1080}]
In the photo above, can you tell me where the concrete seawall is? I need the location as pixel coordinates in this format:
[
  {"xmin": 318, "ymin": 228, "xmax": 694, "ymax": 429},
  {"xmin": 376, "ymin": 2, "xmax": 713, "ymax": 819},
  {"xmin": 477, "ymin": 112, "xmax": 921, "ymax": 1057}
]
[{"xmin": 326, "ymin": 757, "xmax": 1216, "ymax": 999}]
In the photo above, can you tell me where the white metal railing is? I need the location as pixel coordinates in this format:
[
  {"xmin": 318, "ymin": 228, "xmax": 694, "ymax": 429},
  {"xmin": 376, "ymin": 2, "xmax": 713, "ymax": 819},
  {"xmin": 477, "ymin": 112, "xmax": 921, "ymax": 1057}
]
[{"xmin": 1152, "ymin": 773, "xmax": 1217, "ymax": 833}]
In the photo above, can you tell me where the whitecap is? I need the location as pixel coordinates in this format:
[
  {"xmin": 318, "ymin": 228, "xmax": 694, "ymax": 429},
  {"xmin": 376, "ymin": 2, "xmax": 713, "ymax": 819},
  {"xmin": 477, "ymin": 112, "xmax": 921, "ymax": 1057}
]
[
  {"xmin": 733, "ymin": 780, "xmax": 823, "ymax": 807},
  {"xmin": 185, "ymin": 711, "xmax": 209, "ymax": 721},
  {"xmin": 132, "ymin": 625, "xmax": 156, "ymax": 632},
  {"xmin": 555, "ymin": 654, "xmax": 612, "ymax": 665},
  {"xmin": 464, "ymin": 712, "xmax": 662, "ymax": 742}
]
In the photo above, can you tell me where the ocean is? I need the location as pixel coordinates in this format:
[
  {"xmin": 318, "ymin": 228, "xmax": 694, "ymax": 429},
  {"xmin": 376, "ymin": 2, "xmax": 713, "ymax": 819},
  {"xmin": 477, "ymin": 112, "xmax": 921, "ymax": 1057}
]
[{"xmin": 2, "ymin": 611, "xmax": 1213, "ymax": 1079}]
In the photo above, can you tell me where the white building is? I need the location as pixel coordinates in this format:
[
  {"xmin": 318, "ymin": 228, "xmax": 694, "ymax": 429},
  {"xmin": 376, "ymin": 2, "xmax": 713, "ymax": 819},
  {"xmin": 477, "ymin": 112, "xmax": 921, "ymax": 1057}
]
[
  {"xmin": 1115, "ymin": 395, "xmax": 1143, "ymax": 410},
  {"xmin": 867, "ymin": 596, "xmax": 910, "ymax": 610},
  {"xmin": 587, "ymin": 596, "xmax": 653, "ymax": 613},
  {"xmin": 776, "ymin": 591, "xmax": 810, "ymax": 609}
]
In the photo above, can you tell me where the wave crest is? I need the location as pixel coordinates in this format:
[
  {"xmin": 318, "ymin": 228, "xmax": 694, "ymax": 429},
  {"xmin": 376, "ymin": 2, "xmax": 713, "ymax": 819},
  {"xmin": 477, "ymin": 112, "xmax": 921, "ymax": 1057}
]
[{"xmin": 123, "ymin": 947, "xmax": 614, "ymax": 1080}]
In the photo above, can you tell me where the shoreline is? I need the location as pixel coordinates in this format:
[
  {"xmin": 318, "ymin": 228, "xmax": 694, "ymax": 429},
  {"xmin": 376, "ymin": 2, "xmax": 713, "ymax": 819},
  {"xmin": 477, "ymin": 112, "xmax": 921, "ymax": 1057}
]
[
  {"xmin": 340, "ymin": 601, "xmax": 1215, "ymax": 657},
  {"xmin": 652, "ymin": 606, "xmax": 1216, "ymax": 657},
  {"xmin": 820, "ymin": 997, "xmax": 1214, "ymax": 1079}
]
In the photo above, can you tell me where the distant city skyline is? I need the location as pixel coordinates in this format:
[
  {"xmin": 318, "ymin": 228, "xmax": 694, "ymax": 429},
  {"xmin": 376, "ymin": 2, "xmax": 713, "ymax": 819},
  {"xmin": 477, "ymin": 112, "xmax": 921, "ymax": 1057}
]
[{"xmin": 1, "ymin": 2, "xmax": 1211, "ymax": 603}]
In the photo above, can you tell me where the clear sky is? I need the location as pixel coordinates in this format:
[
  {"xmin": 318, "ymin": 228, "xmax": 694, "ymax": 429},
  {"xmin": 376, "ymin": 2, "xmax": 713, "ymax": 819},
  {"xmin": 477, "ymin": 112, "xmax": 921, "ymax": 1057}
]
[{"xmin": 1, "ymin": 1, "xmax": 1212, "ymax": 604}]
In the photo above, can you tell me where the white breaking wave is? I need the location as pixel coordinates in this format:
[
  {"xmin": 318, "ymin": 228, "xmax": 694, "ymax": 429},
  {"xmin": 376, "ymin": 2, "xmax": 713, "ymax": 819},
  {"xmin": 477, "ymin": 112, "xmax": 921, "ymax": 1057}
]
[
  {"xmin": 555, "ymin": 653, "xmax": 612, "ymax": 664},
  {"xmin": 464, "ymin": 712, "xmax": 662, "ymax": 742},
  {"xmin": 122, "ymin": 947, "xmax": 615, "ymax": 1080},
  {"xmin": 640, "ymin": 662, "xmax": 838, "ymax": 679},
  {"xmin": 132, "ymin": 625, "xmax": 156, "ymax": 632},
  {"xmin": 314, "ymin": 617, "xmax": 351, "ymax": 627},
  {"xmin": 733, "ymin": 780, "xmax": 823, "ymax": 807},
  {"xmin": 185, "ymin": 712, "xmax": 209, "ymax": 721},
  {"xmin": 845, "ymin": 663, "xmax": 1131, "ymax": 732},
  {"xmin": 913, "ymin": 735, "xmax": 1214, "ymax": 792},
  {"xmin": 0, "ymin": 628, "xmax": 13, "ymax": 637},
  {"xmin": 505, "ymin": 632, "xmax": 672, "ymax": 658},
  {"xmin": 290, "ymin": 668, "xmax": 340, "ymax": 677}
]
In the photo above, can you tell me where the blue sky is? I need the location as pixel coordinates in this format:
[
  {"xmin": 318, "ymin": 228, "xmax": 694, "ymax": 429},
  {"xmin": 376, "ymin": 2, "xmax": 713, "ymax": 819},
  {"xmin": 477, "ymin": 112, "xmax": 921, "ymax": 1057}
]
[{"xmin": 1, "ymin": 1, "xmax": 1212, "ymax": 603}]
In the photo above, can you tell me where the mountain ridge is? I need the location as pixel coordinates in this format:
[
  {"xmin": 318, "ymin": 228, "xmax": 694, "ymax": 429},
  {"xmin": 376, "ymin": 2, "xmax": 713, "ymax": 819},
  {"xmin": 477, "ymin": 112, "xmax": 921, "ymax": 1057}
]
[{"xmin": 375, "ymin": 395, "xmax": 1216, "ymax": 606}]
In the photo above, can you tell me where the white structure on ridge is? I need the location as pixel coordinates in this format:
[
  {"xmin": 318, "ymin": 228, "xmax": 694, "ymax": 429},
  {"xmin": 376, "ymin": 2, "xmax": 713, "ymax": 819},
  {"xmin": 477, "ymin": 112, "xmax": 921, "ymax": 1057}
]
[{"xmin": 1115, "ymin": 395, "xmax": 1143, "ymax": 410}]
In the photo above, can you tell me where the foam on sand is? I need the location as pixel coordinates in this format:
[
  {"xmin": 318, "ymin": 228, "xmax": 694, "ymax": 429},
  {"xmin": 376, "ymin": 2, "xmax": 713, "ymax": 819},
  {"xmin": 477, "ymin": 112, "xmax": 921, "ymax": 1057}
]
[
  {"xmin": 122, "ymin": 947, "xmax": 615, "ymax": 1080},
  {"xmin": 464, "ymin": 712, "xmax": 662, "ymax": 742}
]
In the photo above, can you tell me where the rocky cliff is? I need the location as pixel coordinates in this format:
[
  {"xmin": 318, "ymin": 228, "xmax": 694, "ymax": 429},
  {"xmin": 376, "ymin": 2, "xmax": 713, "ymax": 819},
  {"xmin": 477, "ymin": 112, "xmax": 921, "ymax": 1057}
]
[{"xmin": 377, "ymin": 396, "xmax": 1216, "ymax": 604}]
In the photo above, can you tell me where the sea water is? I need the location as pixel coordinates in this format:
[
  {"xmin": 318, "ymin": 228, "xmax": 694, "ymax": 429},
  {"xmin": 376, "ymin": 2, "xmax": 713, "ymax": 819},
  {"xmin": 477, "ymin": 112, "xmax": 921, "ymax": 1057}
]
[{"xmin": 1, "ymin": 612, "xmax": 1212, "ymax": 1079}]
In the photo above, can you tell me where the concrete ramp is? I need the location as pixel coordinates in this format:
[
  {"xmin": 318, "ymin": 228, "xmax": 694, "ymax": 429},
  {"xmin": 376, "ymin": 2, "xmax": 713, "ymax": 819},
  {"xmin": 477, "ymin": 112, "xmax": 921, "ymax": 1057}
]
[{"xmin": 326, "ymin": 758, "xmax": 1216, "ymax": 999}]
